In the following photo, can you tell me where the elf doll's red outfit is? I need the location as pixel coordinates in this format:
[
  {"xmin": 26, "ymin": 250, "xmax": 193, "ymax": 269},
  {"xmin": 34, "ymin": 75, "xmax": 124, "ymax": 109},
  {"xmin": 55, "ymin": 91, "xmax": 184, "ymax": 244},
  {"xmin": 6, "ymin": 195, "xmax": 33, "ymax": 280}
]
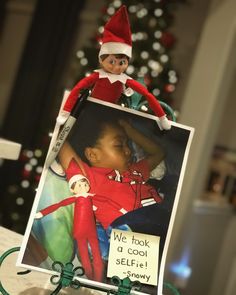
[
  {"xmin": 57, "ymin": 5, "xmax": 171, "ymax": 130},
  {"xmin": 66, "ymin": 159, "xmax": 162, "ymax": 230},
  {"xmin": 36, "ymin": 173, "xmax": 104, "ymax": 282},
  {"xmin": 62, "ymin": 69, "xmax": 166, "ymax": 119}
]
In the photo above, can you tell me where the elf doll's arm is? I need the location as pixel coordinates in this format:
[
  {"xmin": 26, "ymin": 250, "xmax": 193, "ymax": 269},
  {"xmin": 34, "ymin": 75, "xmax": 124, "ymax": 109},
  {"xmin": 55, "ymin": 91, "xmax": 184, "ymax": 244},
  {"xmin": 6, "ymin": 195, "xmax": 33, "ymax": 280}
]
[
  {"xmin": 126, "ymin": 79, "xmax": 171, "ymax": 130},
  {"xmin": 57, "ymin": 72, "xmax": 99, "ymax": 125},
  {"xmin": 35, "ymin": 197, "xmax": 76, "ymax": 219}
]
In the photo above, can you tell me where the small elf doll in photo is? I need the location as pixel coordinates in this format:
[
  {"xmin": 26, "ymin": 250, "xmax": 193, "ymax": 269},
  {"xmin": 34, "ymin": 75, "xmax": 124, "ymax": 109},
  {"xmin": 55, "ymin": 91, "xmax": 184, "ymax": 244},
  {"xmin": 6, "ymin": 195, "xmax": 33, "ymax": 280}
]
[
  {"xmin": 57, "ymin": 5, "xmax": 171, "ymax": 130},
  {"xmin": 35, "ymin": 165, "xmax": 104, "ymax": 282}
]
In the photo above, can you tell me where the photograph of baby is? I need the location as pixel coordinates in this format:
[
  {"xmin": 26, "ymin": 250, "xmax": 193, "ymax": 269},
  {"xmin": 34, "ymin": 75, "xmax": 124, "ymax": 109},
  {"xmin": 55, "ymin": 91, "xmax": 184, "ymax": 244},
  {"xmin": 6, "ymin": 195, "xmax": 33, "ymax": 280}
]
[{"xmin": 17, "ymin": 98, "xmax": 194, "ymax": 294}]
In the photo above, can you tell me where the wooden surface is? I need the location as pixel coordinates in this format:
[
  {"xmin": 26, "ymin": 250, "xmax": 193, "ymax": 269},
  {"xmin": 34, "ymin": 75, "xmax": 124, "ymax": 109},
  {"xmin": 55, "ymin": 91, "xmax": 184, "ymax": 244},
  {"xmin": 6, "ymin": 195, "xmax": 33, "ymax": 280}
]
[{"xmin": 0, "ymin": 226, "xmax": 99, "ymax": 294}]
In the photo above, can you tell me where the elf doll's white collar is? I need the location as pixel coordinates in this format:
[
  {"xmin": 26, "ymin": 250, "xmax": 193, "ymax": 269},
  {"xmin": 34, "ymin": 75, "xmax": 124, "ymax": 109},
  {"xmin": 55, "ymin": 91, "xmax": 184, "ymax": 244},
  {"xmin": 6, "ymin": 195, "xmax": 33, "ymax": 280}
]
[{"xmin": 94, "ymin": 69, "xmax": 132, "ymax": 84}]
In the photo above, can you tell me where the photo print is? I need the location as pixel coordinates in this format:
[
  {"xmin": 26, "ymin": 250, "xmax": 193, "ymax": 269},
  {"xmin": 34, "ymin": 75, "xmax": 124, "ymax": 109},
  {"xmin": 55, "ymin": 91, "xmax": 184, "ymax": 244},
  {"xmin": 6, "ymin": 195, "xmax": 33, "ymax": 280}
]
[{"xmin": 17, "ymin": 97, "xmax": 194, "ymax": 295}]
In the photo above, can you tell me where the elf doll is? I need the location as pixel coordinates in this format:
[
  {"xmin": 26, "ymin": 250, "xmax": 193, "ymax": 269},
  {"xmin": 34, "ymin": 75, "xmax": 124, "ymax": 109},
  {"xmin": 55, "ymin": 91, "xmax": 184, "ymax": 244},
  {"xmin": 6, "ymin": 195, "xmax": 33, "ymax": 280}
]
[
  {"xmin": 35, "ymin": 165, "xmax": 104, "ymax": 282},
  {"xmin": 57, "ymin": 5, "xmax": 171, "ymax": 130}
]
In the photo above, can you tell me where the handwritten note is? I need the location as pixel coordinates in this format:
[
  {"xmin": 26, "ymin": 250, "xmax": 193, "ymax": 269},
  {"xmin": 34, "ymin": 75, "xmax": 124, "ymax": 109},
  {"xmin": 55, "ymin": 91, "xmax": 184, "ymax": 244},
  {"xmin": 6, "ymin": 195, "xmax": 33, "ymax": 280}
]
[{"xmin": 107, "ymin": 229, "xmax": 160, "ymax": 286}]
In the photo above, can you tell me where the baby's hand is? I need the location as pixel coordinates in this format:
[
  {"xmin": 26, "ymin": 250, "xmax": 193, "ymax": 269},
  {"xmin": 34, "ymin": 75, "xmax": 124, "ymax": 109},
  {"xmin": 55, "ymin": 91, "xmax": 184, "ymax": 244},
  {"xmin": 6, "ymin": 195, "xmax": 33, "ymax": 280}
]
[
  {"xmin": 35, "ymin": 212, "xmax": 43, "ymax": 219},
  {"xmin": 119, "ymin": 119, "xmax": 135, "ymax": 138},
  {"xmin": 119, "ymin": 119, "xmax": 131, "ymax": 130}
]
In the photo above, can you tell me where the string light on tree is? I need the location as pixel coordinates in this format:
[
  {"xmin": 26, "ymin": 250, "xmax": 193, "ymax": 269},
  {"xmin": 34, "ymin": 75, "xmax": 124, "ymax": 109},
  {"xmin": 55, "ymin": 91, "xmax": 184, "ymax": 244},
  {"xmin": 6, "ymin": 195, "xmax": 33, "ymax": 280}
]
[
  {"xmin": 141, "ymin": 51, "xmax": 149, "ymax": 59},
  {"xmin": 76, "ymin": 50, "xmax": 84, "ymax": 58},
  {"xmin": 154, "ymin": 30, "xmax": 162, "ymax": 39},
  {"xmin": 126, "ymin": 65, "xmax": 135, "ymax": 75},
  {"xmin": 113, "ymin": 0, "xmax": 122, "ymax": 8},
  {"xmin": 152, "ymin": 42, "xmax": 161, "ymax": 51},
  {"xmin": 149, "ymin": 18, "xmax": 157, "ymax": 28},
  {"xmin": 128, "ymin": 5, "xmax": 138, "ymax": 13},
  {"xmin": 107, "ymin": 7, "xmax": 115, "ymax": 15},
  {"xmin": 153, "ymin": 88, "xmax": 161, "ymax": 96},
  {"xmin": 3, "ymin": 143, "xmax": 49, "ymax": 232},
  {"xmin": 165, "ymin": 84, "xmax": 176, "ymax": 93},
  {"xmin": 154, "ymin": 8, "xmax": 163, "ymax": 17}
]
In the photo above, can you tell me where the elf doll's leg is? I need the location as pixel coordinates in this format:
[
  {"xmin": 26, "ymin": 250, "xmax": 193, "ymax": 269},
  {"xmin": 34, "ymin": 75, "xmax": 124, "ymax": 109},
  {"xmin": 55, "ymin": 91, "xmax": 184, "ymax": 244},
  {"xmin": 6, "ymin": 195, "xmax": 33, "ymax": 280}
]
[
  {"xmin": 89, "ymin": 232, "xmax": 104, "ymax": 281},
  {"xmin": 74, "ymin": 197, "xmax": 103, "ymax": 281},
  {"xmin": 75, "ymin": 234, "xmax": 103, "ymax": 281},
  {"xmin": 75, "ymin": 236, "xmax": 93, "ymax": 279}
]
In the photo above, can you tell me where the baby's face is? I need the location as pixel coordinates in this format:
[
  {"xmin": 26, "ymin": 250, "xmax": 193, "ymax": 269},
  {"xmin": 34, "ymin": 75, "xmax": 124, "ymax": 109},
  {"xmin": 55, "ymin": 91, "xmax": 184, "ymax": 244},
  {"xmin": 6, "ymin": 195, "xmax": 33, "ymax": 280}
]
[
  {"xmin": 73, "ymin": 179, "xmax": 90, "ymax": 195},
  {"xmin": 93, "ymin": 125, "xmax": 131, "ymax": 173}
]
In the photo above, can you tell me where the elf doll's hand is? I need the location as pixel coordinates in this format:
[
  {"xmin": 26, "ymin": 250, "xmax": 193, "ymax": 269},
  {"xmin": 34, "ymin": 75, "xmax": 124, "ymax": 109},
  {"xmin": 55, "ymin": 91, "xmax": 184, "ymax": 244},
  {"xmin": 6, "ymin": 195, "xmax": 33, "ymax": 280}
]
[
  {"xmin": 159, "ymin": 115, "xmax": 171, "ymax": 130},
  {"xmin": 35, "ymin": 212, "xmax": 43, "ymax": 219},
  {"xmin": 56, "ymin": 110, "xmax": 70, "ymax": 125}
]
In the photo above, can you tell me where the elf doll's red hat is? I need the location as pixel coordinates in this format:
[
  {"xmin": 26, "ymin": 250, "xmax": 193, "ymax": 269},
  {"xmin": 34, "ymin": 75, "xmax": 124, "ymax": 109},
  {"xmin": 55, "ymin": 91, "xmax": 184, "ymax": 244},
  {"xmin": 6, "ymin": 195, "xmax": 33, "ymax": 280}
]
[
  {"xmin": 99, "ymin": 5, "xmax": 132, "ymax": 58},
  {"xmin": 66, "ymin": 158, "xmax": 89, "ymax": 189}
]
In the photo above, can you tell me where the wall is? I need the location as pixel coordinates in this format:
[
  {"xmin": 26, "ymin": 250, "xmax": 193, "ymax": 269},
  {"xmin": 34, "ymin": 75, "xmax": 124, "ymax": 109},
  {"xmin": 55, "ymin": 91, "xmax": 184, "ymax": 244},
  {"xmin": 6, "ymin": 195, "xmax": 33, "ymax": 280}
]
[
  {"xmin": 170, "ymin": 0, "xmax": 211, "ymax": 110},
  {"xmin": 216, "ymin": 68, "xmax": 236, "ymax": 149},
  {"xmin": 168, "ymin": 0, "xmax": 236, "ymax": 244},
  {"xmin": 166, "ymin": 0, "xmax": 236, "ymax": 293},
  {"xmin": 0, "ymin": 0, "xmax": 36, "ymax": 127}
]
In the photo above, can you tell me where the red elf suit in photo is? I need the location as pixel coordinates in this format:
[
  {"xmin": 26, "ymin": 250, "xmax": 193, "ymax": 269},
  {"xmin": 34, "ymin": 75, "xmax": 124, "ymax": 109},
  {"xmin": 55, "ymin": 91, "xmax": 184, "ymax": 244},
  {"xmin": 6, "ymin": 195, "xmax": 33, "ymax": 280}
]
[
  {"xmin": 65, "ymin": 158, "xmax": 163, "ymax": 230},
  {"xmin": 57, "ymin": 5, "xmax": 171, "ymax": 130},
  {"xmin": 37, "ymin": 171, "xmax": 104, "ymax": 282}
]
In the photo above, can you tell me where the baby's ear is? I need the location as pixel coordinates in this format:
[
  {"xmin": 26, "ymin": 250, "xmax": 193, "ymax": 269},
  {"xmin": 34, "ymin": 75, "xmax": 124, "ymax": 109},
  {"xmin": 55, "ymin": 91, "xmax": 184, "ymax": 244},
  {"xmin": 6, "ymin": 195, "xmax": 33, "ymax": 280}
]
[{"xmin": 84, "ymin": 147, "xmax": 100, "ymax": 164}]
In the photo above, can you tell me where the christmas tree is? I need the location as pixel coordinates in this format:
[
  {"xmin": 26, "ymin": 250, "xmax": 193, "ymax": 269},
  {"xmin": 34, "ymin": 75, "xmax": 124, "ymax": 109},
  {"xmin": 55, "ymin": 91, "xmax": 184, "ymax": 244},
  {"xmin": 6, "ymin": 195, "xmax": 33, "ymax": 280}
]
[{"xmin": 0, "ymin": 137, "xmax": 50, "ymax": 233}]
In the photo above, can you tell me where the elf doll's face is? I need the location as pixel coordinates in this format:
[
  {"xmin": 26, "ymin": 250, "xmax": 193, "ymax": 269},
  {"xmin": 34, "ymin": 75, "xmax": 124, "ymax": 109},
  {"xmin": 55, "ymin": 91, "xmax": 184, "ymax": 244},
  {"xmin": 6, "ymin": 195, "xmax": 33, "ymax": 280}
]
[
  {"xmin": 72, "ymin": 179, "xmax": 90, "ymax": 195},
  {"xmin": 100, "ymin": 54, "xmax": 129, "ymax": 75}
]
